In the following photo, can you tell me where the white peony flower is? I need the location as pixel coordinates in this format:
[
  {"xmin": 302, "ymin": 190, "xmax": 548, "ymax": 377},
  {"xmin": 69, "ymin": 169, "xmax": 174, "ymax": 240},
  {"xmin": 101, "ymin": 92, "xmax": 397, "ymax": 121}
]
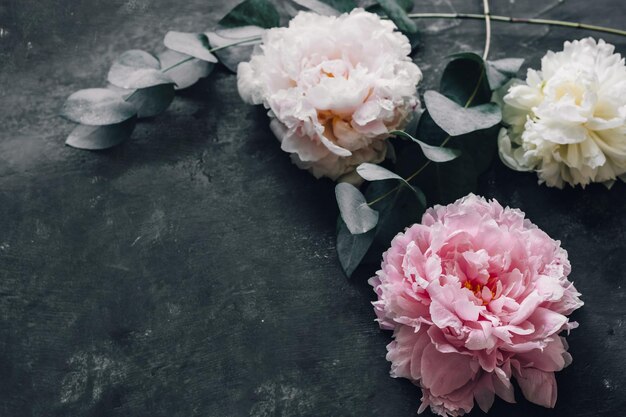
[
  {"xmin": 497, "ymin": 38, "xmax": 626, "ymax": 188},
  {"xmin": 237, "ymin": 9, "xmax": 422, "ymax": 182}
]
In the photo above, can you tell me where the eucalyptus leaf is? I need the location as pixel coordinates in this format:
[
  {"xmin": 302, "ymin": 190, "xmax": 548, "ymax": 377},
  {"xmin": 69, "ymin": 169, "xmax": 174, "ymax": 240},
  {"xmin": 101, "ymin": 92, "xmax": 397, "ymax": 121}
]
[
  {"xmin": 335, "ymin": 182, "xmax": 379, "ymax": 234},
  {"xmin": 290, "ymin": 0, "xmax": 341, "ymax": 15},
  {"xmin": 376, "ymin": 0, "xmax": 417, "ymax": 33},
  {"xmin": 424, "ymin": 90, "xmax": 501, "ymax": 137},
  {"xmin": 441, "ymin": 55, "xmax": 491, "ymax": 106},
  {"xmin": 365, "ymin": 181, "xmax": 425, "ymax": 248},
  {"xmin": 396, "ymin": 143, "xmax": 477, "ymax": 205},
  {"xmin": 206, "ymin": 26, "xmax": 264, "ymax": 73},
  {"xmin": 356, "ymin": 163, "xmax": 403, "ymax": 182},
  {"xmin": 357, "ymin": 163, "xmax": 426, "ymax": 205},
  {"xmin": 391, "ymin": 130, "xmax": 460, "ymax": 162},
  {"xmin": 108, "ymin": 50, "xmax": 174, "ymax": 89},
  {"xmin": 124, "ymin": 84, "xmax": 176, "ymax": 118},
  {"xmin": 158, "ymin": 50, "xmax": 214, "ymax": 90},
  {"xmin": 61, "ymin": 88, "xmax": 136, "ymax": 126},
  {"xmin": 163, "ymin": 32, "xmax": 218, "ymax": 63},
  {"xmin": 65, "ymin": 117, "xmax": 136, "ymax": 150},
  {"xmin": 485, "ymin": 58, "xmax": 525, "ymax": 90},
  {"xmin": 336, "ymin": 217, "xmax": 375, "ymax": 277},
  {"xmin": 219, "ymin": 0, "xmax": 280, "ymax": 29}
]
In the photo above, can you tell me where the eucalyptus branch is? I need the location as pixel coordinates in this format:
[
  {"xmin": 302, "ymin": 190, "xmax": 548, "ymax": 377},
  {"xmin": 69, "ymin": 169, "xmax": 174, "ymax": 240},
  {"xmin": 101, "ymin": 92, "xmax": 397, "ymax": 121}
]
[
  {"xmin": 407, "ymin": 12, "xmax": 626, "ymax": 37},
  {"xmin": 367, "ymin": 59, "xmax": 488, "ymax": 206},
  {"xmin": 123, "ymin": 36, "xmax": 264, "ymax": 103}
]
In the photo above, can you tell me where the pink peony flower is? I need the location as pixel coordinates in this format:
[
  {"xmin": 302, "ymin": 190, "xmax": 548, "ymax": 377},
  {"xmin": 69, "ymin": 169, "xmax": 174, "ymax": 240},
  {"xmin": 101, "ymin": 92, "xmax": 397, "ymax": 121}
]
[
  {"xmin": 237, "ymin": 9, "xmax": 422, "ymax": 183},
  {"xmin": 369, "ymin": 194, "xmax": 583, "ymax": 416}
]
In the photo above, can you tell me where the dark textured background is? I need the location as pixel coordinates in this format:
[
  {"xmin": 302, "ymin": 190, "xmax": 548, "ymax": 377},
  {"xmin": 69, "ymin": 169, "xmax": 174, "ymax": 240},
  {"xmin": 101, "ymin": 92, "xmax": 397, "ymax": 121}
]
[{"xmin": 0, "ymin": 1, "xmax": 625, "ymax": 416}]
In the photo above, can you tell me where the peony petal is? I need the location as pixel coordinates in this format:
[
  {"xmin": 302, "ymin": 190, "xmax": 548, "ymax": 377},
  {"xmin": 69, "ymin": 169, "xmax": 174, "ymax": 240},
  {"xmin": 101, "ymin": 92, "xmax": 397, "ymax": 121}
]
[
  {"xmin": 420, "ymin": 344, "xmax": 476, "ymax": 397},
  {"xmin": 514, "ymin": 367, "xmax": 558, "ymax": 408}
]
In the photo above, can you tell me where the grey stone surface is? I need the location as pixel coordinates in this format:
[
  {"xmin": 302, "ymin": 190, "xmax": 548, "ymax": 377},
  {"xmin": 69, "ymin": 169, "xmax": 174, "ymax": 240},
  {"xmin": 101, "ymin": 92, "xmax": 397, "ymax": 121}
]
[{"xmin": 0, "ymin": 1, "xmax": 625, "ymax": 416}]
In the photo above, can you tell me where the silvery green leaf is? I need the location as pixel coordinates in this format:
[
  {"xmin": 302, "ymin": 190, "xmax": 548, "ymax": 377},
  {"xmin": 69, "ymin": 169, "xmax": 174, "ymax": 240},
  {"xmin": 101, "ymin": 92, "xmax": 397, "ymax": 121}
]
[
  {"xmin": 61, "ymin": 88, "xmax": 136, "ymax": 125},
  {"xmin": 424, "ymin": 90, "xmax": 501, "ymax": 137},
  {"xmin": 163, "ymin": 31, "xmax": 218, "ymax": 63},
  {"xmin": 206, "ymin": 26, "xmax": 264, "ymax": 73},
  {"xmin": 108, "ymin": 50, "xmax": 174, "ymax": 89},
  {"xmin": 158, "ymin": 49, "xmax": 214, "ymax": 90},
  {"xmin": 390, "ymin": 130, "xmax": 461, "ymax": 162},
  {"xmin": 219, "ymin": 0, "xmax": 280, "ymax": 29},
  {"xmin": 336, "ymin": 217, "xmax": 375, "ymax": 277},
  {"xmin": 356, "ymin": 163, "xmax": 403, "ymax": 182},
  {"xmin": 65, "ymin": 117, "xmax": 136, "ymax": 150},
  {"xmin": 335, "ymin": 182, "xmax": 379, "ymax": 235},
  {"xmin": 485, "ymin": 58, "xmax": 525, "ymax": 90},
  {"xmin": 124, "ymin": 84, "xmax": 176, "ymax": 118}
]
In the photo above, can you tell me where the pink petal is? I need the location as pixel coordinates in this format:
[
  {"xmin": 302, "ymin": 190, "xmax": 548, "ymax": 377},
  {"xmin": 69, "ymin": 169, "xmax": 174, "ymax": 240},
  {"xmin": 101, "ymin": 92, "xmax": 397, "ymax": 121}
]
[
  {"xmin": 514, "ymin": 367, "xmax": 558, "ymax": 408},
  {"xmin": 420, "ymin": 344, "xmax": 476, "ymax": 397}
]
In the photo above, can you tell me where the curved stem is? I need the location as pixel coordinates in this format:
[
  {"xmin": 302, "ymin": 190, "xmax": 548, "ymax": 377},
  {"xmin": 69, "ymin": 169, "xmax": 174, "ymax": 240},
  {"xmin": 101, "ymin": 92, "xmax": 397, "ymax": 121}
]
[
  {"xmin": 482, "ymin": 0, "xmax": 491, "ymax": 60},
  {"xmin": 407, "ymin": 12, "xmax": 626, "ymax": 37}
]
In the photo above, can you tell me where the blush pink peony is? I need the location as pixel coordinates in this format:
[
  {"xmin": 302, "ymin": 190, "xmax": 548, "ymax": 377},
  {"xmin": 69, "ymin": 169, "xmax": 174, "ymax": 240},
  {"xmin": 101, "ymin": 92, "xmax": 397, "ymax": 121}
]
[
  {"xmin": 237, "ymin": 9, "xmax": 422, "ymax": 182},
  {"xmin": 369, "ymin": 194, "xmax": 583, "ymax": 416}
]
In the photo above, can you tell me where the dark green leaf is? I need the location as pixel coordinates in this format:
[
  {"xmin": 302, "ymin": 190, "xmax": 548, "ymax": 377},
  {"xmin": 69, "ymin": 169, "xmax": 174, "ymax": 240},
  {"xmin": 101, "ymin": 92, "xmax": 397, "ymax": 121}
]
[
  {"xmin": 391, "ymin": 130, "xmax": 460, "ymax": 162},
  {"xmin": 290, "ymin": 0, "xmax": 341, "ymax": 15},
  {"xmin": 424, "ymin": 90, "xmax": 501, "ymax": 136},
  {"xmin": 108, "ymin": 50, "xmax": 174, "ymax": 89},
  {"xmin": 65, "ymin": 117, "xmax": 136, "ymax": 150},
  {"xmin": 124, "ymin": 84, "xmax": 176, "ymax": 118},
  {"xmin": 397, "ymin": 144, "xmax": 477, "ymax": 205},
  {"xmin": 158, "ymin": 50, "xmax": 214, "ymax": 90},
  {"xmin": 206, "ymin": 26, "xmax": 264, "ymax": 73},
  {"xmin": 163, "ymin": 32, "xmax": 218, "ymax": 63},
  {"xmin": 219, "ymin": 0, "xmax": 280, "ymax": 29},
  {"xmin": 440, "ymin": 55, "xmax": 491, "ymax": 106},
  {"xmin": 416, "ymin": 110, "xmax": 498, "ymax": 175},
  {"xmin": 376, "ymin": 0, "xmax": 417, "ymax": 33},
  {"xmin": 365, "ymin": 181, "xmax": 425, "ymax": 247},
  {"xmin": 335, "ymin": 182, "xmax": 379, "ymax": 234},
  {"xmin": 485, "ymin": 58, "xmax": 524, "ymax": 90},
  {"xmin": 356, "ymin": 162, "xmax": 425, "ymax": 202},
  {"xmin": 61, "ymin": 88, "xmax": 136, "ymax": 126},
  {"xmin": 336, "ymin": 217, "xmax": 375, "ymax": 277}
]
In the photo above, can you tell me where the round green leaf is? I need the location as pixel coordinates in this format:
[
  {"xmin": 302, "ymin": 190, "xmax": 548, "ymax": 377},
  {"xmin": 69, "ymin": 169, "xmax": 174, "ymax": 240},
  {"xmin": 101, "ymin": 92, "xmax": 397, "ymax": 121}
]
[
  {"xmin": 124, "ymin": 84, "xmax": 175, "ymax": 118},
  {"xmin": 61, "ymin": 88, "xmax": 136, "ymax": 126},
  {"xmin": 108, "ymin": 50, "xmax": 174, "ymax": 89},
  {"xmin": 163, "ymin": 32, "xmax": 218, "ymax": 63},
  {"xmin": 158, "ymin": 50, "xmax": 214, "ymax": 90},
  {"xmin": 336, "ymin": 216, "xmax": 376, "ymax": 277},
  {"xmin": 440, "ymin": 55, "xmax": 491, "ymax": 106},
  {"xmin": 486, "ymin": 58, "xmax": 525, "ymax": 90},
  {"xmin": 424, "ymin": 90, "xmax": 501, "ymax": 137},
  {"xmin": 65, "ymin": 117, "xmax": 136, "ymax": 150},
  {"xmin": 219, "ymin": 0, "xmax": 280, "ymax": 29},
  {"xmin": 335, "ymin": 182, "xmax": 379, "ymax": 235}
]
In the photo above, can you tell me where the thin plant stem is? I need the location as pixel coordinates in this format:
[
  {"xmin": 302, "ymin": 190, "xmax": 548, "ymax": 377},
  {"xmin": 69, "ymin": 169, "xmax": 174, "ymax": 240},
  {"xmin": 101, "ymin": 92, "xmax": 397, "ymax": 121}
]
[
  {"xmin": 482, "ymin": 0, "xmax": 491, "ymax": 60},
  {"xmin": 406, "ymin": 12, "xmax": 626, "ymax": 37}
]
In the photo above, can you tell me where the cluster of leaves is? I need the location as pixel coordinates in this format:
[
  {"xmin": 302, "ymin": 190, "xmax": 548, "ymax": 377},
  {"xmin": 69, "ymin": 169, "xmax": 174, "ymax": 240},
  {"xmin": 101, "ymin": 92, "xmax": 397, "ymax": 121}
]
[
  {"xmin": 335, "ymin": 53, "xmax": 524, "ymax": 277},
  {"xmin": 61, "ymin": 0, "xmax": 415, "ymax": 150}
]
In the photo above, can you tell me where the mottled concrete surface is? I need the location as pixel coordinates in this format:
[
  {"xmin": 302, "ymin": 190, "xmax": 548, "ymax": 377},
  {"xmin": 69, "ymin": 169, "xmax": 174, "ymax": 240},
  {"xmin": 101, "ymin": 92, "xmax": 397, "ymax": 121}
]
[{"xmin": 0, "ymin": 1, "xmax": 625, "ymax": 416}]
